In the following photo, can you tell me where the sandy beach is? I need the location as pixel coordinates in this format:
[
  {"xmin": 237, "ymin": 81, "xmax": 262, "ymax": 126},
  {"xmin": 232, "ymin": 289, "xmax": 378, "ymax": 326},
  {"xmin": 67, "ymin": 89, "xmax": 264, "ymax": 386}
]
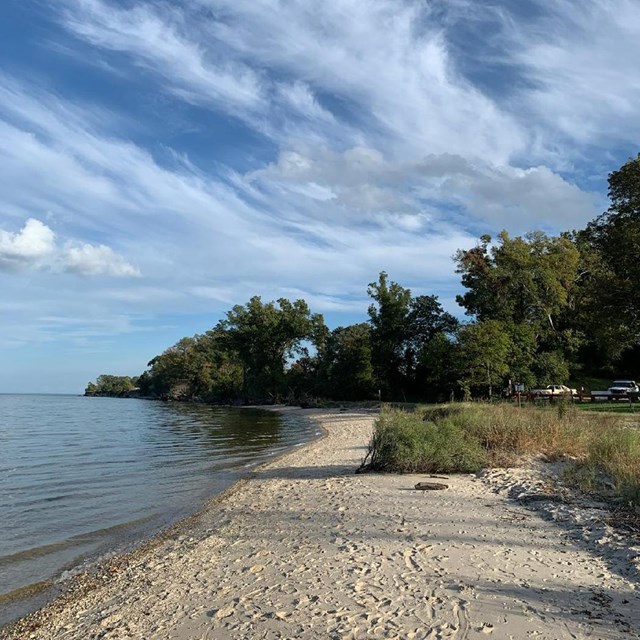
[{"xmin": 3, "ymin": 408, "xmax": 640, "ymax": 640}]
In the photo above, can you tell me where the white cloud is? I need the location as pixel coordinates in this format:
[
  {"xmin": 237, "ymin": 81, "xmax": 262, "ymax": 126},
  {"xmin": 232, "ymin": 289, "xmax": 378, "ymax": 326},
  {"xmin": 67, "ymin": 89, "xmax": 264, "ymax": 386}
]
[
  {"xmin": 0, "ymin": 217, "xmax": 139, "ymax": 277},
  {"xmin": 0, "ymin": 218, "xmax": 56, "ymax": 268},
  {"xmin": 249, "ymin": 147, "xmax": 600, "ymax": 229},
  {"xmin": 493, "ymin": 0, "xmax": 640, "ymax": 150},
  {"xmin": 63, "ymin": 243, "xmax": 141, "ymax": 277},
  {"xmin": 60, "ymin": 0, "xmax": 266, "ymax": 113},
  {"xmin": 58, "ymin": 0, "xmax": 358, "ymax": 147}
]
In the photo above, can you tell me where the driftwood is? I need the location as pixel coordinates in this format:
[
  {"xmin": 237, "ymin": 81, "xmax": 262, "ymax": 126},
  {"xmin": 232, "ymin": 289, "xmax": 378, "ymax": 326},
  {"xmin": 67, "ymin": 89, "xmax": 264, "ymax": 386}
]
[{"xmin": 414, "ymin": 482, "xmax": 448, "ymax": 491}]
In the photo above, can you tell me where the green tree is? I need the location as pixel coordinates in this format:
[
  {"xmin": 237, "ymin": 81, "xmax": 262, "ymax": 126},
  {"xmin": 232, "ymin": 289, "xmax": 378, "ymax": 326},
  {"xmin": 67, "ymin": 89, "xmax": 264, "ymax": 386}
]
[
  {"xmin": 222, "ymin": 296, "xmax": 325, "ymax": 401},
  {"xmin": 322, "ymin": 323, "xmax": 375, "ymax": 400},
  {"xmin": 406, "ymin": 295, "xmax": 459, "ymax": 397},
  {"xmin": 455, "ymin": 231, "xmax": 580, "ymax": 334},
  {"xmin": 455, "ymin": 231, "xmax": 581, "ymax": 387},
  {"xmin": 581, "ymin": 154, "xmax": 640, "ymax": 362},
  {"xmin": 144, "ymin": 331, "xmax": 243, "ymax": 401},
  {"xmin": 458, "ymin": 320, "xmax": 511, "ymax": 398},
  {"xmin": 84, "ymin": 381, "xmax": 98, "ymax": 396},
  {"xmin": 367, "ymin": 272, "xmax": 456, "ymax": 399},
  {"xmin": 367, "ymin": 272, "xmax": 412, "ymax": 397},
  {"xmin": 85, "ymin": 374, "xmax": 136, "ymax": 396},
  {"xmin": 419, "ymin": 332, "xmax": 461, "ymax": 401}
]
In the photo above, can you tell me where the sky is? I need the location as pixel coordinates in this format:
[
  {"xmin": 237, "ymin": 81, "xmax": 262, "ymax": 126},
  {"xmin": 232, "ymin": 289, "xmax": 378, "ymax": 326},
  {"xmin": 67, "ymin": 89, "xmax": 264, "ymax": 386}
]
[{"xmin": 1, "ymin": 0, "xmax": 639, "ymax": 393}]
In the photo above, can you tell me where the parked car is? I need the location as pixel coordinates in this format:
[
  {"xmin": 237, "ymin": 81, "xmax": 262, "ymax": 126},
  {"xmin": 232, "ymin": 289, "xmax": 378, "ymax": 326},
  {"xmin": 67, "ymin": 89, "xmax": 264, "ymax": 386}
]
[
  {"xmin": 609, "ymin": 380, "xmax": 640, "ymax": 400},
  {"xmin": 530, "ymin": 384, "xmax": 578, "ymax": 398},
  {"xmin": 590, "ymin": 380, "xmax": 640, "ymax": 402}
]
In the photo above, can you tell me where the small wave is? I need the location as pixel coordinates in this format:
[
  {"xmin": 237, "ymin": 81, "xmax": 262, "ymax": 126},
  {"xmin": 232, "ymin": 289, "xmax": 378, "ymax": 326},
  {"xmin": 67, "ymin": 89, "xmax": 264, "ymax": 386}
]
[{"xmin": 0, "ymin": 514, "xmax": 157, "ymax": 569}]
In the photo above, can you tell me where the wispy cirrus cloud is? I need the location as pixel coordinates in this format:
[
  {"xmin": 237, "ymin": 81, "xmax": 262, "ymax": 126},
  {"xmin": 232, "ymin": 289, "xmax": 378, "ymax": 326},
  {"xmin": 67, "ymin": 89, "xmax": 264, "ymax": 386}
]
[
  {"xmin": 53, "ymin": 0, "xmax": 605, "ymax": 231},
  {"xmin": 58, "ymin": 0, "xmax": 352, "ymax": 146},
  {"xmin": 502, "ymin": 0, "xmax": 640, "ymax": 148}
]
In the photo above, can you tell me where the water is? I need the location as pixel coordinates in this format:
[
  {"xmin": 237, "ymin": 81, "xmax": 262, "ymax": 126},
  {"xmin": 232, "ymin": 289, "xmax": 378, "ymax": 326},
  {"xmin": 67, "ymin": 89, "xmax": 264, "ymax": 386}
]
[{"xmin": 0, "ymin": 395, "xmax": 319, "ymax": 625}]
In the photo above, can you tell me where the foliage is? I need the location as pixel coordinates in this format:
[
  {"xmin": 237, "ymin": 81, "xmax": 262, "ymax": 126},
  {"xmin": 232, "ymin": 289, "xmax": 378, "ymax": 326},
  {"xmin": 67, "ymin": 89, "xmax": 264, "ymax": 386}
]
[
  {"xmin": 579, "ymin": 154, "xmax": 640, "ymax": 361},
  {"xmin": 580, "ymin": 427, "xmax": 640, "ymax": 504},
  {"xmin": 360, "ymin": 403, "xmax": 640, "ymax": 505},
  {"xmin": 89, "ymin": 157, "xmax": 640, "ymax": 404},
  {"xmin": 367, "ymin": 272, "xmax": 413, "ymax": 397},
  {"xmin": 144, "ymin": 331, "xmax": 243, "ymax": 401},
  {"xmin": 84, "ymin": 374, "xmax": 137, "ymax": 396},
  {"xmin": 359, "ymin": 405, "xmax": 485, "ymax": 474},
  {"xmin": 457, "ymin": 320, "xmax": 511, "ymax": 397},
  {"xmin": 455, "ymin": 230, "xmax": 580, "ymax": 332},
  {"xmin": 320, "ymin": 323, "xmax": 376, "ymax": 400},
  {"xmin": 367, "ymin": 272, "xmax": 458, "ymax": 400},
  {"xmin": 222, "ymin": 296, "xmax": 325, "ymax": 401}
]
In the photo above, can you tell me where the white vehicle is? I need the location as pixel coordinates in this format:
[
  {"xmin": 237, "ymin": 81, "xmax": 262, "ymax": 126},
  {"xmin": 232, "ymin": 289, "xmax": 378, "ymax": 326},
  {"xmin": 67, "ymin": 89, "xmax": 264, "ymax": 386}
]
[
  {"xmin": 590, "ymin": 380, "xmax": 640, "ymax": 402},
  {"xmin": 608, "ymin": 380, "xmax": 640, "ymax": 400},
  {"xmin": 530, "ymin": 384, "xmax": 577, "ymax": 398}
]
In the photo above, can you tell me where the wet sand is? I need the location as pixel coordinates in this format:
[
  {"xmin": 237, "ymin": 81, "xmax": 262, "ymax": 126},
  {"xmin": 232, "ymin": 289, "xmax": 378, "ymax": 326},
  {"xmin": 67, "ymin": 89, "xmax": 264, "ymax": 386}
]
[{"xmin": 3, "ymin": 409, "xmax": 639, "ymax": 639}]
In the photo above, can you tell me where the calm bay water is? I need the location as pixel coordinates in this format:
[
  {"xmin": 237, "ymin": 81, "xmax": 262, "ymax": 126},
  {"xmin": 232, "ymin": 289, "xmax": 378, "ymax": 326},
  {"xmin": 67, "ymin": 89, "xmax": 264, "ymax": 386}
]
[{"xmin": 0, "ymin": 395, "xmax": 319, "ymax": 624}]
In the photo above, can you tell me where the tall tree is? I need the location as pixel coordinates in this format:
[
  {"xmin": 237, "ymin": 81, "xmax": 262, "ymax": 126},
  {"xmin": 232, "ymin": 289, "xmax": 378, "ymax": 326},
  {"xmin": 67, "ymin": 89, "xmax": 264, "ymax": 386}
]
[
  {"xmin": 455, "ymin": 230, "xmax": 580, "ymax": 333},
  {"xmin": 581, "ymin": 154, "xmax": 640, "ymax": 361},
  {"xmin": 367, "ymin": 272, "xmax": 412, "ymax": 398},
  {"xmin": 321, "ymin": 323, "xmax": 375, "ymax": 400},
  {"xmin": 368, "ymin": 272, "xmax": 459, "ymax": 399},
  {"xmin": 455, "ymin": 231, "xmax": 580, "ymax": 385},
  {"xmin": 222, "ymin": 296, "xmax": 325, "ymax": 401},
  {"xmin": 458, "ymin": 320, "xmax": 511, "ymax": 398}
]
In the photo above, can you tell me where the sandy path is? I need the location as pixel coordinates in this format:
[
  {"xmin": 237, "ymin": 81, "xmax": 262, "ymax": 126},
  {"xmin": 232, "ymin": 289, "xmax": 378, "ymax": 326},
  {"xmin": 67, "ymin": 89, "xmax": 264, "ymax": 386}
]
[{"xmin": 3, "ymin": 409, "xmax": 640, "ymax": 639}]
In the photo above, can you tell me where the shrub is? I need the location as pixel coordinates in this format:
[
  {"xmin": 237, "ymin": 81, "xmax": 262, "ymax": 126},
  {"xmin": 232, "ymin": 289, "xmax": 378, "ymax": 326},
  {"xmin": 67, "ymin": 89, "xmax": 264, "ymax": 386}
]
[
  {"xmin": 359, "ymin": 402, "xmax": 640, "ymax": 505},
  {"xmin": 359, "ymin": 405, "xmax": 485, "ymax": 473}
]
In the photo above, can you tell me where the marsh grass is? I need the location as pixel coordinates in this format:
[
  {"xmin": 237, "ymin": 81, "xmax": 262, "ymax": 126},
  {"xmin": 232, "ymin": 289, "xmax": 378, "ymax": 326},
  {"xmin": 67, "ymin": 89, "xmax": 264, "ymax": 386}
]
[{"xmin": 360, "ymin": 402, "xmax": 640, "ymax": 505}]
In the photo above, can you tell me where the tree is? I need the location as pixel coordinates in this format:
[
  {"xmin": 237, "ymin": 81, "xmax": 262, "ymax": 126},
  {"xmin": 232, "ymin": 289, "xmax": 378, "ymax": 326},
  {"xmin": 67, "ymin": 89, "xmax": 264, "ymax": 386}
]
[
  {"xmin": 458, "ymin": 321, "xmax": 511, "ymax": 398},
  {"xmin": 581, "ymin": 154, "xmax": 640, "ymax": 361},
  {"xmin": 143, "ymin": 331, "xmax": 243, "ymax": 401},
  {"xmin": 455, "ymin": 231, "xmax": 581, "ymax": 386},
  {"xmin": 367, "ymin": 272, "xmax": 457, "ymax": 399},
  {"xmin": 455, "ymin": 231, "xmax": 580, "ymax": 334},
  {"xmin": 222, "ymin": 296, "xmax": 325, "ymax": 401},
  {"xmin": 419, "ymin": 332, "xmax": 461, "ymax": 401},
  {"xmin": 367, "ymin": 272, "xmax": 412, "ymax": 397},
  {"xmin": 406, "ymin": 295, "xmax": 458, "ymax": 397},
  {"xmin": 322, "ymin": 323, "xmax": 375, "ymax": 400},
  {"xmin": 85, "ymin": 374, "xmax": 136, "ymax": 396}
]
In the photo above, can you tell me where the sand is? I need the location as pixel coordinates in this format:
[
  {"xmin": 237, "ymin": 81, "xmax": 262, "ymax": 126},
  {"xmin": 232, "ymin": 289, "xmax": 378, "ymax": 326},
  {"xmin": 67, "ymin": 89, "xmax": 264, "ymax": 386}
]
[{"xmin": 3, "ymin": 409, "xmax": 640, "ymax": 639}]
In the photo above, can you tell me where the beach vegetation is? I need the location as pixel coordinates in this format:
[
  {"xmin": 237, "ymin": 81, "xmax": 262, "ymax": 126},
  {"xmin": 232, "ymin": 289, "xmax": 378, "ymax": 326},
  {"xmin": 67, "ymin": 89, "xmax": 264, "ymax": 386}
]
[{"xmin": 360, "ymin": 403, "xmax": 640, "ymax": 505}]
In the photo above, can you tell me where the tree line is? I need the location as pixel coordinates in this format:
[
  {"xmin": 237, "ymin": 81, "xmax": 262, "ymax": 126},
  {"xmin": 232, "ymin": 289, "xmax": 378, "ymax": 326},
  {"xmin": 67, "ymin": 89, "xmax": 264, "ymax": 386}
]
[{"xmin": 86, "ymin": 155, "xmax": 640, "ymax": 403}]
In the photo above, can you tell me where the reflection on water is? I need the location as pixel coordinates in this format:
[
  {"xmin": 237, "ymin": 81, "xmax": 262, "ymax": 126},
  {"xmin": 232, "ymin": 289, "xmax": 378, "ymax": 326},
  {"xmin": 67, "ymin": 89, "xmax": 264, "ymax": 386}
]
[{"xmin": 0, "ymin": 395, "xmax": 317, "ymax": 625}]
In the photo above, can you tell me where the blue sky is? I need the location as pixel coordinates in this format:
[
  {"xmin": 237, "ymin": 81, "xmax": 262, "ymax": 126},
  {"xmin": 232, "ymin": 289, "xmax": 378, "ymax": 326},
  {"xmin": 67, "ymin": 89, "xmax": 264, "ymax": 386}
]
[{"xmin": 1, "ymin": 0, "xmax": 639, "ymax": 393}]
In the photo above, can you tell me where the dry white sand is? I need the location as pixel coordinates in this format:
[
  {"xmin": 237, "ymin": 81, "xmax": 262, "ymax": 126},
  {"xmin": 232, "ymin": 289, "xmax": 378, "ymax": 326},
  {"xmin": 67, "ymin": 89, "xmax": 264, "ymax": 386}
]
[{"xmin": 3, "ymin": 409, "xmax": 640, "ymax": 639}]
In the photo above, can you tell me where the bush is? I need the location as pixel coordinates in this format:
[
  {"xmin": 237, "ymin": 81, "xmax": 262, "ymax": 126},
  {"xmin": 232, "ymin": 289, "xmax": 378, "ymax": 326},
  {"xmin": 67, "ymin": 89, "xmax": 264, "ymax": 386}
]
[
  {"xmin": 586, "ymin": 427, "xmax": 640, "ymax": 503},
  {"xmin": 359, "ymin": 405, "xmax": 485, "ymax": 473},
  {"xmin": 359, "ymin": 402, "xmax": 640, "ymax": 505}
]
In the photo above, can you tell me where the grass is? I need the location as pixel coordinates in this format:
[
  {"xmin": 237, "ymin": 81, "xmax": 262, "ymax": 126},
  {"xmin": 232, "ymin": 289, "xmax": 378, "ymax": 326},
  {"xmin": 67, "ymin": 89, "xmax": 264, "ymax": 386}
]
[
  {"xmin": 360, "ymin": 402, "xmax": 640, "ymax": 505},
  {"xmin": 576, "ymin": 402, "xmax": 640, "ymax": 414}
]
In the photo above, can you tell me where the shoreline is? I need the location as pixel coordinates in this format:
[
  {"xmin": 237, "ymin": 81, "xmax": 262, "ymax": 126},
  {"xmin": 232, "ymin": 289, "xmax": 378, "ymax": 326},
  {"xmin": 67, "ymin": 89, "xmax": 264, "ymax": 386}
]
[
  {"xmin": 0, "ymin": 407, "xmax": 345, "ymax": 639},
  {"xmin": 0, "ymin": 405, "xmax": 326, "ymax": 633},
  {"xmin": 3, "ymin": 408, "xmax": 640, "ymax": 639}
]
